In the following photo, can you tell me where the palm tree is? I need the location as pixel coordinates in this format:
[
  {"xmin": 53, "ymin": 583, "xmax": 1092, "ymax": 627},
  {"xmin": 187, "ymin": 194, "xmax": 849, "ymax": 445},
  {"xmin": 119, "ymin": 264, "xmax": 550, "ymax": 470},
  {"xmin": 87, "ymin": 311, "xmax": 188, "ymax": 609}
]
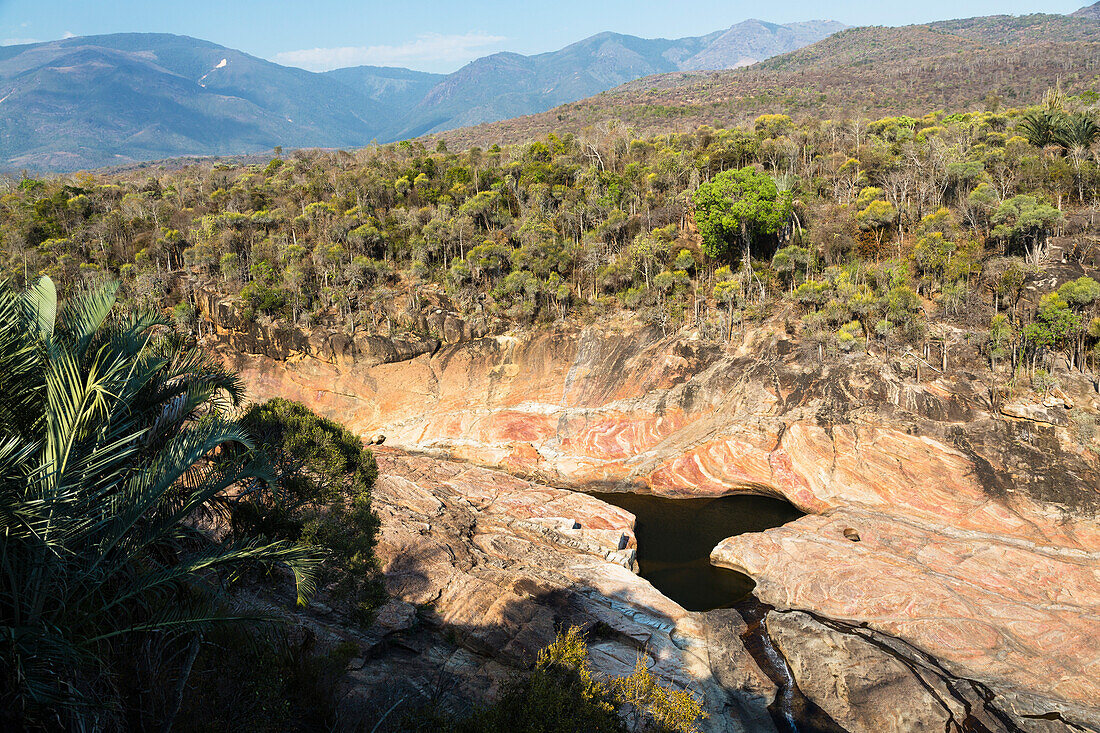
[
  {"xmin": 1054, "ymin": 113, "xmax": 1100, "ymax": 151},
  {"xmin": 0, "ymin": 277, "xmax": 320, "ymax": 729},
  {"xmin": 1016, "ymin": 109, "xmax": 1063, "ymax": 149}
]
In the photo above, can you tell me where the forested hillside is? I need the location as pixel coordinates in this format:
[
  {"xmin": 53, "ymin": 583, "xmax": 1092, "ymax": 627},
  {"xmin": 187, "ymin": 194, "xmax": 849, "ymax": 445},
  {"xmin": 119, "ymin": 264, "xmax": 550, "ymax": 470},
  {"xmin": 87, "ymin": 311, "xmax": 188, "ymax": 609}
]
[
  {"xmin": 4, "ymin": 88, "xmax": 1100, "ymax": 395},
  {"xmin": 435, "ymin": 12, "xmax": 1100, "ymax": 150}
]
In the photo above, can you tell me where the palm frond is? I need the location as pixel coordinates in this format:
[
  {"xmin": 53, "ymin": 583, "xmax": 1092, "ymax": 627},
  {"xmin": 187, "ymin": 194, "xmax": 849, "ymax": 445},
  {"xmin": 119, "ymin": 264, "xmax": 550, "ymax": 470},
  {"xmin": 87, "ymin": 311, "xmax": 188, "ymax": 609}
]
[{"xmin": 0, "ymin": 278, "xmax": 320, "ymax": 728}]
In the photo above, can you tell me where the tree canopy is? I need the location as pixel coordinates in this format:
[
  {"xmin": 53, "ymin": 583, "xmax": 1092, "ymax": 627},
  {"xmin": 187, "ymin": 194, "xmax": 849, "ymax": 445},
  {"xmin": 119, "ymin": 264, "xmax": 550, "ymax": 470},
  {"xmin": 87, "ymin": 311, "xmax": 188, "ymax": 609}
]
[{"xmin": 691, "ymin": 166, "xmax": 792, "ymax": 261}]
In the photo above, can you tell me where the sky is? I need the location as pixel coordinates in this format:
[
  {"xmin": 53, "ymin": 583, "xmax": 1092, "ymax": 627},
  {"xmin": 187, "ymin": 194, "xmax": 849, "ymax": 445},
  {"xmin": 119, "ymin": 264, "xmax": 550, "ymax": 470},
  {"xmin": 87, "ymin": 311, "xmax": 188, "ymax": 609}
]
[{"xmin": 0, "ymin": 0, "xmax": 1087, "ymax": 73}]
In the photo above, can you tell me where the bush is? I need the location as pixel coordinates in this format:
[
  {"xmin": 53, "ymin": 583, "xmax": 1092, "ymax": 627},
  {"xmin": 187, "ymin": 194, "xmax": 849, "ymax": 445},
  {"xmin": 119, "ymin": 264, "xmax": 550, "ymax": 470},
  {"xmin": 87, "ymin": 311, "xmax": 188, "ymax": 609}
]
[
  {"xmin": 236, "ymin": 398, "xmax": 383, "ymax": 618},
  {"xmin": 176, "ymin": 626, "xmax": 355, "ymax": 733},
  {"xmin": 458, "ymin": 627, "xmax": 706, "ymax": 733}
]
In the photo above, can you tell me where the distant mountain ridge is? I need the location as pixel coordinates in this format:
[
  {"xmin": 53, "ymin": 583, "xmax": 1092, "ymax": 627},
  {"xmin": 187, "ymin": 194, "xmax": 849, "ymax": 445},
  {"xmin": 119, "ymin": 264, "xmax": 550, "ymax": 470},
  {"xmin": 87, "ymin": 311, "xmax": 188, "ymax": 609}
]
[
  {"xmin": 431, "ymin": 8, "xmax": 1100, "ymax": 152},
  {"xmin": 6, "ymin": 4, "xmax": 1099, "ymax": 173},
  {"xmin": 387, "ymin": 20, "xmax": 847, "ymax": 139},
  {"xmin": 321, "ymin": 65, "xmax": 445, "ymax": 114},
  {"xmin": 1073, "ymin": 0, "xmax": 1100, "ymax": 19},
  {"xmin": 0, "ymin": 19, "xmax": 844, "ymax": 170},
  {"xmin": 0, "ymin": 33, "xmax": 392, "ymax": 170}
]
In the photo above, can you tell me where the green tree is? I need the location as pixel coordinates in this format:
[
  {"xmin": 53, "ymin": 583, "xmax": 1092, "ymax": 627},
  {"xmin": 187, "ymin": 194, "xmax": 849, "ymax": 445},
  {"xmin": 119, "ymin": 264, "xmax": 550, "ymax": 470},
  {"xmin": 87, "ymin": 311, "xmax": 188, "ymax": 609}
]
[
  {"xmin": 912, "ymin": 232, "xmax": 956, "ymax": 292},
  {"xmin": 1023, "ymin": 292, "xmax": 1081, "ymax": 368},
  {"xmin": 987, "ymin": 313, "xmax": 1014, "ymax": 372},
  {"xmin": 991, "ymin": 195, "xmax": 1061, "ymax": 263},
  {"xmin": 1016, "ymin": 109, "xmax": 1063, "ymax": 148},
  {"xmin": 691, "ymin": 167, "xmax": 792, "ymax": 263},
  {"xmin": 1057, "ymin": 277, "xmax": 1100, "ymax": 309},
  {"xmin": 771, "ymin": 244, "xmax": 811, "ymax": 291},
  {"xmin": 236, "ymin": 398, "xmax": 382, "ymax": 619},
  {"xmin": 855, "ymin": 199, "xmax": 898, "ymax": 252},
  {"xmin": 1053, "ymin": 113, "xmax": 1100, "ymax": 152},
  {"xmin": 0, "ymin": 278, "xmax": 319, "ymax": 730}
]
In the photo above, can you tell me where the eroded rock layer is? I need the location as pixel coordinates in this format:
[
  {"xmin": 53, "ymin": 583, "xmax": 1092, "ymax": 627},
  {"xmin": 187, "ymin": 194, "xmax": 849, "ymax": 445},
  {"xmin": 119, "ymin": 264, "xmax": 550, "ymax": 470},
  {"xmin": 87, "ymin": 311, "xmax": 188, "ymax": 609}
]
[
  {"xmin": 352, "ymin": 449, "xmax": 778, "ymax": 733},
  {"xmin": 214, "ymin": 323, "xmax": 1100, "ymax": 730}
]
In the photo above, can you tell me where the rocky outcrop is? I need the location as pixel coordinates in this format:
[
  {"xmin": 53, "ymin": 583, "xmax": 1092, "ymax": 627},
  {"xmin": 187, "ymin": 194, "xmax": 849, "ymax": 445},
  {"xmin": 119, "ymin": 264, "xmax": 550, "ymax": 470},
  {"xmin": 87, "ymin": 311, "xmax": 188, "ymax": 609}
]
[
  {"xmin": 766, "ymin": 611, "xmax": 999, "ymax": 733},
  {"xmin": 216, "ymin": 322, "xmax": 1100, "ymax": 730},
  {"xmin": 338, "ymin": 450, "xmax": 778, "ymax": 732},
  {"xmin": 193, "ymin": 286, "xmax": 469, "ymax": 367},
  {"xmin": 1000, "ymin": 399, "xmax": 1071, "ymax": 426}
]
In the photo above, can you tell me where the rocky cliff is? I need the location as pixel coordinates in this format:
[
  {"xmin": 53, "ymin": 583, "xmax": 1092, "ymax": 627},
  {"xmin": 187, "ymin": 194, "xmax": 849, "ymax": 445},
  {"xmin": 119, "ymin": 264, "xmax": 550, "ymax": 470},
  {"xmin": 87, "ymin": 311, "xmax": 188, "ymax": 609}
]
[{"xmin": 207, "ymin": 315, "xmax": 1100, "ymax": 731}]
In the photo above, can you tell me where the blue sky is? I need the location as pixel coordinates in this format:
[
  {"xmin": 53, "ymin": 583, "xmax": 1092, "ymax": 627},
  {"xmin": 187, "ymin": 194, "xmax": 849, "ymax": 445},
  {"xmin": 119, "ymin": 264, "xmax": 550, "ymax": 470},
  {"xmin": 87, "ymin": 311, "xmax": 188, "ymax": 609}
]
[{"xmin": 0, "ymin": 0, "xmax": 1086, "ymax": 73}]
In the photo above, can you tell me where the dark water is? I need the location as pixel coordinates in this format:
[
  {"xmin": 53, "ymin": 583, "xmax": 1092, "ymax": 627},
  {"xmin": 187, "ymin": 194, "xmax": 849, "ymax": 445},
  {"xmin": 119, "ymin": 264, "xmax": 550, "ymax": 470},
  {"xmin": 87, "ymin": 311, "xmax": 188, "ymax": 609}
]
[{"xmin": 589, "ymin": 492, "xmax": 803, "ymax": 612}]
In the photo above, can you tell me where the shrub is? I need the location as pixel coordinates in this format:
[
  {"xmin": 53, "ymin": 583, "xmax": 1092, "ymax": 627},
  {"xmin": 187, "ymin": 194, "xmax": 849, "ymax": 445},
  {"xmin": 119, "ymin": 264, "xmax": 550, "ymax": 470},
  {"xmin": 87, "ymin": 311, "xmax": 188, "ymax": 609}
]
[
  {"xmin": 236, "ymin": 398, "xmax": 383, "ymax": 619},
  {"xmin": 459, "ymin": 627, "xmax": 706, "ymax": 733}
]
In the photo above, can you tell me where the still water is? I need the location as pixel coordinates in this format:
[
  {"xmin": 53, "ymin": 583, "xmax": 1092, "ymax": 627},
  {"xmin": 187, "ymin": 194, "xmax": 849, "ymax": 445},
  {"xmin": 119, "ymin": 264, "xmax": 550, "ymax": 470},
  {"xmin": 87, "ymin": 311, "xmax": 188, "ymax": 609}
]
[{"xmin": 589, "ymin": 492, "xmax": 803, "ymax": 612}]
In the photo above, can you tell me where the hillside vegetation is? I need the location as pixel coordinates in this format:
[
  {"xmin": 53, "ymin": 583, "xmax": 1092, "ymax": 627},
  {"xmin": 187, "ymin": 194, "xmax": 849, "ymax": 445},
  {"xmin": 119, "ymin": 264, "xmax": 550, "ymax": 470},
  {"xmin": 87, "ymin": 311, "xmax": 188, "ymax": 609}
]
[
  {"xmin": 433, "ymin": 13, "xmax": 1100, "ymax": 150},
  {"xmin": 3, "ymin": 85, "xmax": 1100, "ymax": 416}
]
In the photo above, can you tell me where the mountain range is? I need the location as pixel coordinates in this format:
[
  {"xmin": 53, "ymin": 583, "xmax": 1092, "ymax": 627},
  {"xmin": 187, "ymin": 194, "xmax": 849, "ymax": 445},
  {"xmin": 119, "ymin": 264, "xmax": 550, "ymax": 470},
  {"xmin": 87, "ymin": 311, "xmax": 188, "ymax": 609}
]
[
  {"xmin": 0, "ymin": 19, "xmax": 845, "ymax": 171},
  {"xmin": 434, "ymin": 6, "xmax": 1100, "ymax": 152}
]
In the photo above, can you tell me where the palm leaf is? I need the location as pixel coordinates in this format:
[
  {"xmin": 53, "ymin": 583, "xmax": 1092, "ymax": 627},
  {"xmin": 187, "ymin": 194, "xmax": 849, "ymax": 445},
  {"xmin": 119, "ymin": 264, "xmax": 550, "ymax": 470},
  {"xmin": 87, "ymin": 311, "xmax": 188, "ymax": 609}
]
[{"xmin": 0, "ymin": 278, "xmax": 321, "ymax": 728}]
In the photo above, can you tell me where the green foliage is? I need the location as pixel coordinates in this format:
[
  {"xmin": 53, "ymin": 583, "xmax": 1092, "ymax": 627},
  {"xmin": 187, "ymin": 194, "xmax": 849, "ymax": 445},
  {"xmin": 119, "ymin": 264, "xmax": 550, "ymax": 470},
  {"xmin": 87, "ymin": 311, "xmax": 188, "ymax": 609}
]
[
  {"xmin": 1057, "ymin": 277, "xmax": 1100, "ymax": 309},
  {"xmin": 240, "ymin": 279, "xmax": 287, "ymax": 315},
  {"xmin": 1016, "ymin": 109, "xmax": 1063, "ymax": 148},
  {"xmin": 837, "ymin": 320, "xmax": 864, "ymax": 351},
  {"xmin": 912, "ymin": 232, "xmax": 956, "ymax": 285},
  {"xmin": 672, "ymin": 249, "xmax": 696, "ymax": 272},
  {"xmin": 461, "ymin": 627, "xmax": 706, "ymax": 733},
  {"xmin": 771, "ymin": 244, "xmax": 812, "ymax": 288},
  {"xmin": 1023, "ymin": 293, "xmax": 1081, "ymax": 352},
  {"xmin": 1017, "ymin": 109, "xmax": 1100, "ymax": 150},
  {"xmin": 236, "ymin": 398, "xmax": 382, "ymax": 618},
  {"xmin": 177, "ymin": 626, "xmax": 352, "ymax": 733},
  {"xmin": 691, "ymin": 167, "xmax": 793, "ymax": 260},
  {"xmin": 855, "ymin": 199, "xmax": 898, "ymax": 234},
  {"xmin": 5, "ymin": 101, "xmax": 1100, "ymax": 380},
  {"xmin": 1031, "ymin": 368, "xmax": 1060, "ymax": 396},
  {"xmin": 987, "ymin": 313, "xmax": 1014, "ymax": 367},
  {"xmin": 173, "ymin": 301, "xmax": 198, "ymax": 331},
  {"xmin": 991, "ymin": 195, "xmax": 1060, "ymax": 251},
  {"xmin": 1054, "ymin": 113, "xmax": 1100, "ymax": 151},
  {"xmin": 794, "ymin": 279, "xmax": 830, "ymax": 308},
  {"xmin": 0, "ymin": 278, "xmax": 320, "ymax": 730}
]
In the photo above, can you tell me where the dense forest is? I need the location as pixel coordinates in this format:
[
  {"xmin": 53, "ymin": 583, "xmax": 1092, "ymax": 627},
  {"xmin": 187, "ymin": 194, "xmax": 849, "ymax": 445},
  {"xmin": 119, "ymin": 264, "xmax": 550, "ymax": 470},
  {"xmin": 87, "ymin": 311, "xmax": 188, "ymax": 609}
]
[{"xmin": 3, "ymin": 87, "xmax": 1100, "ymax": 389}]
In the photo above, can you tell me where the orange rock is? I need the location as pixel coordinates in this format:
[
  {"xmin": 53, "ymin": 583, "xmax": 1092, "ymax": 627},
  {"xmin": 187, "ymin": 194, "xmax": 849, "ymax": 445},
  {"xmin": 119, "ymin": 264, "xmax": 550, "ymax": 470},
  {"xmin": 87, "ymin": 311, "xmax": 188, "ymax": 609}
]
[{"xmin": 218, "ymin": 325, "xmax": 1100, "ymax": 725}]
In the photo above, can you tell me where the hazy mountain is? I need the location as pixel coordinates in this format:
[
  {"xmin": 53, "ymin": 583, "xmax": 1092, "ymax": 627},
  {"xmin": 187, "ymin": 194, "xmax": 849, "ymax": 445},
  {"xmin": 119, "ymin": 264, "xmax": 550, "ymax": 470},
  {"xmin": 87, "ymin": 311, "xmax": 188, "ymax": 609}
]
[
  {"xmin": 676, "ymin": 19, "xmax": 848, "ymax": 70},
  {"xmin": 390, "ymin": 19, "xmax": 846, "ymax": 138},
  {"xmin": 0, "ymin": 33, "xmax": 391, "ymax": 170},
  {"xmin": 1072, "ymin": 0, "xmax": 1100, "ymax": 19},
  {"xmin": 0, "ymin": 18, "xmax": 848, "ymax": 170},
  {"xmin": 432, "ymin": 8, "xmax": 1100, "ymax": 152},
  {"xmin": 322, "ymin": 65, "xmax": 444, "ymax": 114}
]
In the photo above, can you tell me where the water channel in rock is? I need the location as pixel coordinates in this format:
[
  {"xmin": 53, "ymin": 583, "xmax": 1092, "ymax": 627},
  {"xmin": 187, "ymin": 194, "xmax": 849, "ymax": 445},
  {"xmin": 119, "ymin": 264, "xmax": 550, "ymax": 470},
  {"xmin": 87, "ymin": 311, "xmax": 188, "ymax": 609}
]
[{"xmin": 589, "ymin": 492, "xmax": 804, "ymax": 612}]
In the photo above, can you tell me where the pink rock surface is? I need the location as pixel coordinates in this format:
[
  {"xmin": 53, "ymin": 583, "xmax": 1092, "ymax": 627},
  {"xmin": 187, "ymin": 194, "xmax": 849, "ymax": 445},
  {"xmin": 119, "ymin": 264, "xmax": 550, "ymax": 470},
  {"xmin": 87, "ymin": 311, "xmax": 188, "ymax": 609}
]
[{"xmin": 217, "ymin": 324, "xmax": 1100, "ymax": 722}]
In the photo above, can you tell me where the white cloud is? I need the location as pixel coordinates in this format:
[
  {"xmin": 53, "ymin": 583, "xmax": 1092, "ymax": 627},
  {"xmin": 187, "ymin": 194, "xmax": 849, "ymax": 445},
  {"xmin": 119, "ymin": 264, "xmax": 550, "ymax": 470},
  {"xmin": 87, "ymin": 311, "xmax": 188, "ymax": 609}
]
[
  {"xmin": 274, "ymin": 32, "xmax": 506, "ymax": 73},
  {"xmin": 1, "ymin": 31, "xmax": 76, "ymax": 46}
]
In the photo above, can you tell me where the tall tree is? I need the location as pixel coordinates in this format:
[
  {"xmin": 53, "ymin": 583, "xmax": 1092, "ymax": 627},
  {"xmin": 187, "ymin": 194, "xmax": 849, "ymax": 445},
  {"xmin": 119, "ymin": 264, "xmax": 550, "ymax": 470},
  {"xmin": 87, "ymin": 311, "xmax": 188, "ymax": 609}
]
[{"xmin": 691, "ymin": 167, "xmax": 792, "ymax": 264}]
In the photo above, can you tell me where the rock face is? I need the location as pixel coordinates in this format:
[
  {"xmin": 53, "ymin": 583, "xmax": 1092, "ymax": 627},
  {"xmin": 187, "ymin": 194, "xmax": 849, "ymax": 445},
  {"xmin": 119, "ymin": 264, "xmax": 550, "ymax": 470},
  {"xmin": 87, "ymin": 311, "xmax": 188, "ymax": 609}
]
[
  {"xmin": 341, "ymin": 449, "xmax": 778, "ymax": 732},
  {"xmin": 767, "ymin": 611, "xmax": 983, "ymax": 733},
  {"xmin": 215, "ymin": 322, "xmax": 1100, "ymax": 730}
]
